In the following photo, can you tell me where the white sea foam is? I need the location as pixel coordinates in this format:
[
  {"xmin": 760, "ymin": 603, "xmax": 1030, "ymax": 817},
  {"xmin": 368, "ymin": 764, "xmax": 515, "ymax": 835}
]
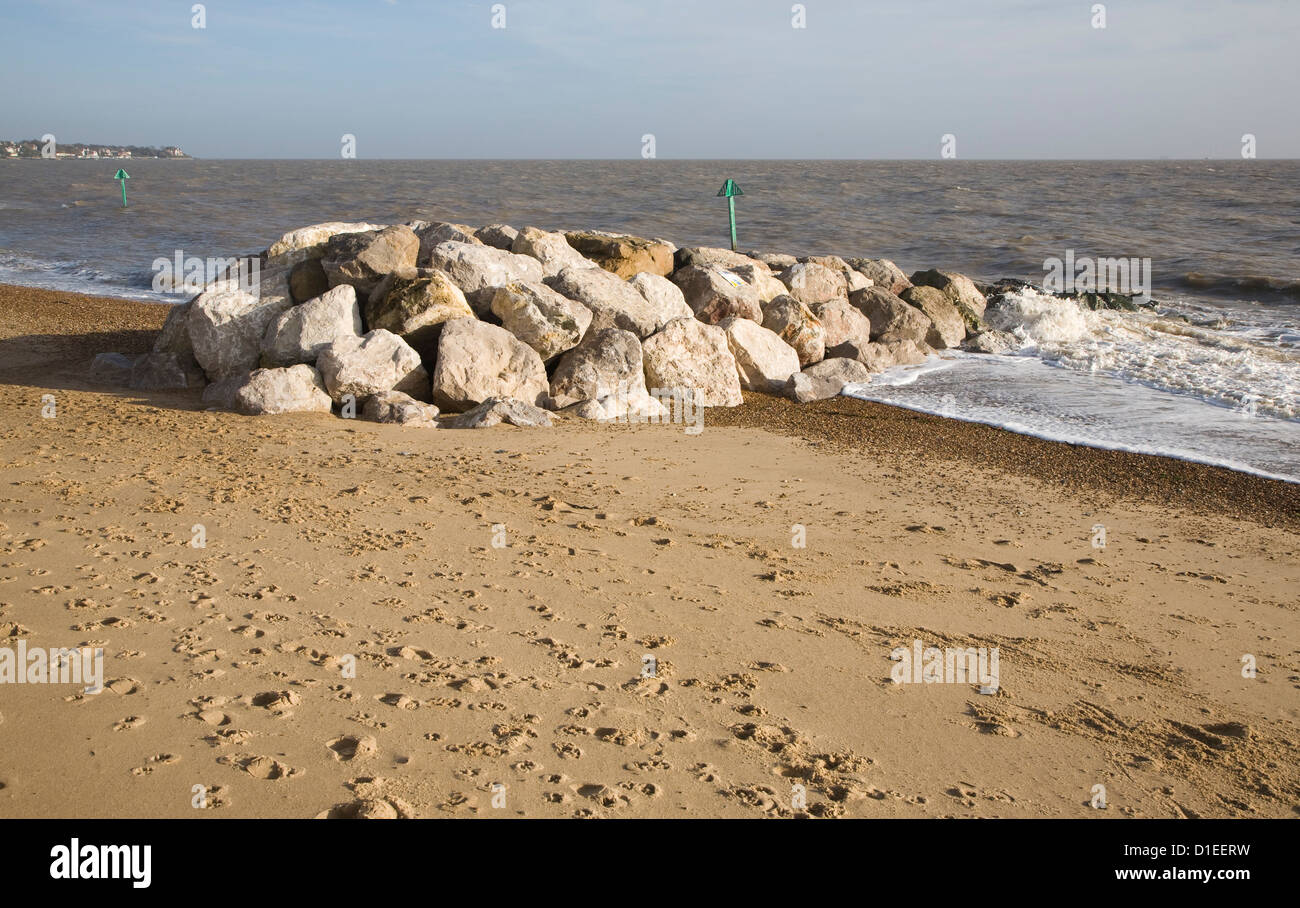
[{"xmin": 983, "ymin": 288, "xmax": 1300, "ymax": 420}]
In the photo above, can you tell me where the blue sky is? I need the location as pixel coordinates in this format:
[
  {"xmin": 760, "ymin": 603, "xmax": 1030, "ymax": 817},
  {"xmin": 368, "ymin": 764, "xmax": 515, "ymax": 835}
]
[{"xmin": 1, "ymin": 0, "xmax": 1297, "ymax": 158}]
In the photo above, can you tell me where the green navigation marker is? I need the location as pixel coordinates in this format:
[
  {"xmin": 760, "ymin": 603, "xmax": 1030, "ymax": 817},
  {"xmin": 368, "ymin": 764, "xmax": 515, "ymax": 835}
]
[
  {"xmin": 114, "ymin": 169, "xmax": 130, "ymax": 207},
  {"xmin": 716, "ymin": 179, "xmax": 743, "ymax": 252}
]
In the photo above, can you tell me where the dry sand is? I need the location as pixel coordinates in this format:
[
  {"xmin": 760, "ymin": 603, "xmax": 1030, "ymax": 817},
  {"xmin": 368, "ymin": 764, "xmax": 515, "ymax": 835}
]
[{"xmin": 0, "ymin": 283, "xmax": 1296, "ymax": 819}]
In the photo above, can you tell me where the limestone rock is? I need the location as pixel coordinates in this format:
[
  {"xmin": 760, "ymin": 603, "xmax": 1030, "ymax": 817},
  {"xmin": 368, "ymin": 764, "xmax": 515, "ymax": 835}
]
[
  {"xmin": 900, "ymin": 285, "xmax": 967, "ymax": 349},
  {"xmin": 732, "ymin": 263, "xmax": 790, "ymax": 302},
  {"xmin": 777, "ymin": 262, "xmax": 847, "ymax": 307},
  {"xmin": 321, "ymin": 226, "xmax": 420, "ymax": 296},
  {"xmin": 850, "ymin": 286, "xmax": 933, "ymax": 344},
  {"xmin": 364, "ymin": 269, "xmax": 473, "ymax": 362},
  {"xmin": 130, "ymin": 351, "xmax": 205, "ymax": 390},
  {"xmin": 910, "ymin": 269, "xmax": 988, "ymax": 319},
  {"xmin": 362, "ymin": 390, "xmax": 440, "ymax": 427},
  {"xmin": 720, "ymin": 316, "xmax": 801, "ymax": 392},
  {"xmin": 761, "ymin": 295, "xmax": 826, "ymax": 366},
  {"xmin": 188, "ymin": 286, "xmax": 295, "ymax": 379},
  {"xmin": 563, "ymin": 231, "xmax": 674, "ymax": 278},
  {"xmin": 626, "ymin": 272, "xmax": 693, "ymax": 325},
  {"xmin": 785, "ymin": 358, "xmax": 872, "ymax": 403},
  {"xmin": 670, "ymin": 264, "xmax": 763, "ymax": 325},
  {"xmin": 812, "ymin": 298, "xmax": 874, "ymax": 350},
  {"xmin": 232, "ymin": 364, "xmax": 333, "ymax": 415},
  {"xmin": 90, "ymin": 352, "xmax": 136, "ymax": 386},
  {"xmin": 548, "ymin": 266, "xmax": 677, "ymax": 338},
  {"xmin": 262, "ymin": 284, "xmax": 363, "ymax": 367},
  {"xmin": 442, "ymin": 397, "xmax": 553, "ymax": 429},
  {"xmin": 847, "ymin": 258, "xmax": 912, "ymax": 295},
  {"xmin": 475, "ymin": 224, "xmax": 519, "ymax": 250},
  {"xmin": 549, "ymin": 326, "xmax": 647, "ymax": 408},
  {"xmin": 421, "ymin": 241, "xmax": 545, "ymax": 316},
  {"xmin": 429, "ymin": 317, "xmax": 548, "ymax": 411},
  {"xmin": 674, "ymin": 246, "xmax": 764, "ymax": 271},
  {"xmin": 490, "ymin": 280, "xmax": 593, "ymax": 361},
  {"xmin": 641, "ymin": 317, "xmax": 743, "ymax": 408},
  {"xmin": 417, "ymin": 222, "xmax": 482, "ymax": 254},
  {"xmin": 266, "ymin": 221, "xmax": 386, "ymax": 265},
  {"xmin": 316, "ymin": 329, "xmax": 428, "ymax": 403},
  {"xmin": 963, "ymin": 330, "xmax": 1019, "ymax": 355},
  {"xmin": 511, "ymin": 227, "xmax": 592, "ymax": 276}
]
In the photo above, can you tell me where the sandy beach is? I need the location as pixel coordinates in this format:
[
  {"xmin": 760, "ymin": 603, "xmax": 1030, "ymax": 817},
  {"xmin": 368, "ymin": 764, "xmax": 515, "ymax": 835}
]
[{"xmin": 0, "ymin": 282, "xmax": 1296, "ymax": 819}]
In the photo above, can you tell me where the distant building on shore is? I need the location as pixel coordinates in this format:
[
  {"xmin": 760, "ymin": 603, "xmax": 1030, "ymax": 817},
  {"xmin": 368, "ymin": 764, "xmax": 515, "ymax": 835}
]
[{"xmin": 1, "ymin": 139, "xmax": 190, "ymax": 159}]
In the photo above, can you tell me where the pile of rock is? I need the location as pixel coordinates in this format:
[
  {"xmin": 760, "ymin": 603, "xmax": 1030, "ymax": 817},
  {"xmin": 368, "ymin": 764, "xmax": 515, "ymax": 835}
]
[{"xmin": 93, "ymin": 219, "xmax": 998, "ymax": 428}]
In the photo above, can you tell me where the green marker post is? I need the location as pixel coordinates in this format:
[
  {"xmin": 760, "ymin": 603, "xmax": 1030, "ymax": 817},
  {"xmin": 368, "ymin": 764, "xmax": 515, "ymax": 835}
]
[
  {"xmin": 114, "ymin": 169, "xmax": 130, "ymax": 207},
  {"xmin": 716, "ymin": 179, "xmax": 743, "ymax": 252}
]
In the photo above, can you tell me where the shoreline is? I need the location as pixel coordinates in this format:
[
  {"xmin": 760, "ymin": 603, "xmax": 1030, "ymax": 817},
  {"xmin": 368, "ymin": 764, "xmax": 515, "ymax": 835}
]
[{"xmin": 3, "ymin": 281, "xmax": 1294, "ymax": 529}]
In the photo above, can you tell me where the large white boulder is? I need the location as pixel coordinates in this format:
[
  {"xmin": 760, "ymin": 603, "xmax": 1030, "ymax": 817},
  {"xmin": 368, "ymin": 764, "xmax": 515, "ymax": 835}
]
[
  {"xmin": 548, "ymin": 266, "xmax": 678, "ymax": 338},
  {"xmin": 266, "ymin": 221, "xmax": 387, "ymax": 265},
  {"xmin": 670, "ymin": 264, "xmax": 763, "ymax": 325},
  {"xmin": 720, "ymin": 316, "xmax": 801, "ymax": 392},
  {"xmin": 490, "ymin": 280, "xmax": 593, "ymax": 361},
  {"xmin": 549, "ymin": 326, "xmax": 648, "ymax": 408},
  {"xmin": 316, "ymin": 329, "xmax": 428, "ymax": 403},
  {"xmin": 761, "ymin": 295, "xmax": 826, "ymax": 367},
  {"xmin": 429, "ymin": 317, "xmax": 549, "ymax": 411},
  {"xmin": 261, "ymin": 284, "xmax": 363, "ymax": 367},
  {"xmin": 232, "ymin": 364, "xmax": 333, "ymax": 415},
  {"xmin": 422, "ymin": 240, "xmax": 545, "ymax": 315},
  {"xmin": 642, "ymin": 317, "xmax": 743, "ymax": 408},
  {"xmin": 511, "ymin": 227, "xmax": 592, "ymax": 276},
  {"xmin": 626, "ymin": 272, "xmax": 693, "ymax": 326},
  {"xmin": 777, "ymin": 262, "xmax": 847, "ymax": 306},
  {"xmin": 187, "ymin": 286, "xmax": 295, "ymax": 379},
  {"xmin": 785, "ymin": 358, "xmax": 872, "ymax": 403}
]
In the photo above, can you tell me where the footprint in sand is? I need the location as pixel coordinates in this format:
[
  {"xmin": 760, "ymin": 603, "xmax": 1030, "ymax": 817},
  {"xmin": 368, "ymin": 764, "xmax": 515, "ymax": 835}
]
[
  {"xmin": 249, "ymin": 690, "xmax": 300, "ymax": 713},
  {"xmin": 113, "ymin": 716, "xmax": 147, "ymax": 731},
  {"xmin": 130, "ymin": 753, "xmax": 180, "ymax": 776},
  {"xmin": 316, "ymin": 797, "xmax": 415, "ymax": 819},
  {"xmin": 327, "ymin": 734, "xmax": 378, "ymax": 762},
  {"xmin": 219, "ymin": 754, "xmax": 301, "ymax": 780}
]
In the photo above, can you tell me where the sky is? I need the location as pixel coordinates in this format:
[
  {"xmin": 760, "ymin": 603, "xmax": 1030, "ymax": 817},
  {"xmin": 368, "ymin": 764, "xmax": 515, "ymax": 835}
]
[{"xmin": 1, "ymin": 0, "xmax": 1297, "ymax": 158}]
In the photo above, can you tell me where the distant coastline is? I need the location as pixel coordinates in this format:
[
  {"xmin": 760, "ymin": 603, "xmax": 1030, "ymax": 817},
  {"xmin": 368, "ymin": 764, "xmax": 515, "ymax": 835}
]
[{"xmin": 1, "ymin": 139, "xmax": 190, "ymax": 159}]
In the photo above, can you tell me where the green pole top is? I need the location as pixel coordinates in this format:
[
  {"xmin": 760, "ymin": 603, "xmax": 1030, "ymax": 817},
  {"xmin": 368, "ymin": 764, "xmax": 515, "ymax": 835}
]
[
  {"xmin": 716, "ymin": 179, "xmax": 743, "ymax": 197},
  {"xmin": 114, "ymin": 169, "xmax": 130, "ymax": 180}
]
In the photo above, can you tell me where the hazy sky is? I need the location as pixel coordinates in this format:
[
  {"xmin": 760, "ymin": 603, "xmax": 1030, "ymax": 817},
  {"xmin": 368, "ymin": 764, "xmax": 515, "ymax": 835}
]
[{"xmin": 2, "ymin": 0, "xmax": 1297, "ymax": 158}]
